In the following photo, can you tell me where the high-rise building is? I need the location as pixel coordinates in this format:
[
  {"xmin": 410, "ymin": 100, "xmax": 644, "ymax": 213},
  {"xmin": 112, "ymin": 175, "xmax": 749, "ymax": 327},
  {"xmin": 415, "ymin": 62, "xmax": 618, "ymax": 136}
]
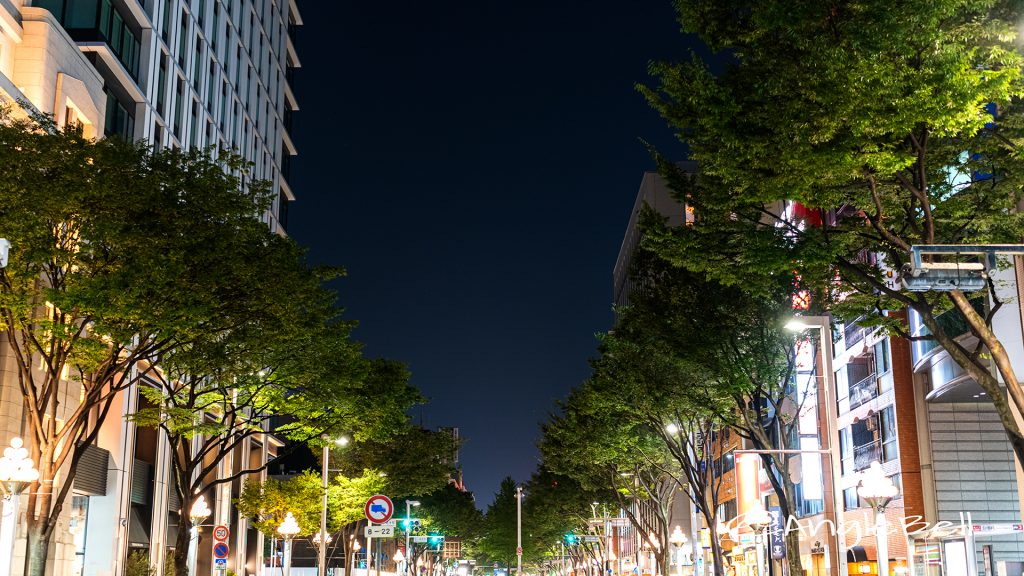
[{"xmin": 0, "ymin": 2, "xmax": 303, "ymax": 575}]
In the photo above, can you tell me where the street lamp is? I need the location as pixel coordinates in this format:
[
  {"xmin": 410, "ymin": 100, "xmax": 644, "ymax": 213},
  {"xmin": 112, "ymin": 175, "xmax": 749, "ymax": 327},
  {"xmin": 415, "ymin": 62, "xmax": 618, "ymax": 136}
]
[
  {"xmin": 785, "ymin": 315, "xmax": 848, "ymax": 576},
  {"xmin": 186, "ymin": 495, "xmax": 212, "ymax": 576},
  {"xmin": 351, "ymin": 538, "xmax": 363, "ymax": 576},
  {"xmin": 405, "ymin": 500, "xmax": 421, "ymax": 576},
  {"xmin": 321, "ymin": 436, "xmax": 350, "ymax": 576},
  {"xmin": 0, "ymin": 437, "xmax": 38, "ymax": 576},
  {"xmin": 278, "ymin": 512, "xmax": 301, "ymax": 576},
  {"xmin": 669, "ymin": 526, "xmax": 687, "ymax": 576},
  {"xmin": 746, "ymin": 503, "xmax": 772, "ymax": 576},
  {"xmin": 858, "ymin": 461, "xmax": 899, "ymax": 576}
]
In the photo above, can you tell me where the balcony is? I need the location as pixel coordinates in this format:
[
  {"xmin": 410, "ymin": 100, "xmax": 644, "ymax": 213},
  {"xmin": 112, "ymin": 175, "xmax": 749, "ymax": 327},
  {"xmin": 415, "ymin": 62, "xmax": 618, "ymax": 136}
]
[
  {"xmin": 853, "ymin": 440, "xmax": 881, "ymax": 472},
  {"xmin": 848, "ymin": 372, "xmax": 878, "ymax": 410},
  {"xmin": 843, "ymin": 317, "xmax": 869, "ymax": 347}
]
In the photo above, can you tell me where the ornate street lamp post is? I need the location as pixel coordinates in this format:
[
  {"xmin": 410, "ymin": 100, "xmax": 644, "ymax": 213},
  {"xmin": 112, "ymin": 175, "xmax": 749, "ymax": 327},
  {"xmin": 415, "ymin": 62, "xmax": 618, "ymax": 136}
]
[
  {"xmin": 669, "ymin": 526, "xmax": 687, "ymax": 576},
  {"xmin": 279, "ymin": 512, "xmax": 301, "ymax": 576},
  {"xmin": 0, "ymin": 437, "xmax": 39, "ymax": 576},
  {"xmin": 858, "ymin": 462, "xmax": 898, "ymax": 576},
  {"xmin": 187, "ymin": 496, "xmax": 212, "ymax": 576},
  {"xmin": 746, "ymin": 503, "xmax": 772, "ymax": 576}
]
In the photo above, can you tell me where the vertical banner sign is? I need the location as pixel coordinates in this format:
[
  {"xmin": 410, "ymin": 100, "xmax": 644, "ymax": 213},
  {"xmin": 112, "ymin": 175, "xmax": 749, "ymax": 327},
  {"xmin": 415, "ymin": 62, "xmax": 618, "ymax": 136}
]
[
  {"xmin": 768, "ymin": 507, "xmax": 786, "ymax": 560},
  {"xmin": 735, "ymin": 453, "xmax": 760, "ymax": 533}
]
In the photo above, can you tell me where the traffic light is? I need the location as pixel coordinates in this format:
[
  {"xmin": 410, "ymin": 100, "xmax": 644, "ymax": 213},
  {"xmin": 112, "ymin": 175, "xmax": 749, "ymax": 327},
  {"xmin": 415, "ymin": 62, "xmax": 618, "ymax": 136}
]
[
  {"xmin": 564, "ymin": 533, "xmax": 577, "ymax": 545},
  {"xmin": 428, "ymin": 534, "xmax": 445, "ymax": 549},
  {"xmin": 401, "ymin": 518, "xmax": 422, "ymax": 530}
]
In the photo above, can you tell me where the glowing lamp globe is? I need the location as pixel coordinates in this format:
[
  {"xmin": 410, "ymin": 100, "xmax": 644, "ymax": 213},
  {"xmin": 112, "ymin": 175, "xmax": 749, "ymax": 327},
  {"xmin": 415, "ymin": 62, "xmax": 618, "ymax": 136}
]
[
  {"xmin": 278, "ymin": 512, "xmax": 301, "ymax": 539},
  {"xmin": 0, "ymin": 437, "xmax": 39, "ymax": 496}
]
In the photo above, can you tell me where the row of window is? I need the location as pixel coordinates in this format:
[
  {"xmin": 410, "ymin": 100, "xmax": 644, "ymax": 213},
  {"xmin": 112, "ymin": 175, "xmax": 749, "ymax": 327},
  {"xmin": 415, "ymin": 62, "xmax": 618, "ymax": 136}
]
[{"xmin": 36, "ymin": 0, "xmax": 142, "ymax": 79}]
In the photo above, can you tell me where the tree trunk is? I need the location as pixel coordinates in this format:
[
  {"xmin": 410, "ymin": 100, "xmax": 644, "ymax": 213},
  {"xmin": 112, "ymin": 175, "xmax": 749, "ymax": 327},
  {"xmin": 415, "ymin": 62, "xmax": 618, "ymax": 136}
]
[
  {"xmin": 922, "ymin": 295, "xmax": 1024, "ymax": 466},
  {"xmin": 174, "ymin": 510, "xmax": 192, "ymax": 576},
  {"xmin": 24, "ymin": 520, "xmax": 49, "ymax": 576}
]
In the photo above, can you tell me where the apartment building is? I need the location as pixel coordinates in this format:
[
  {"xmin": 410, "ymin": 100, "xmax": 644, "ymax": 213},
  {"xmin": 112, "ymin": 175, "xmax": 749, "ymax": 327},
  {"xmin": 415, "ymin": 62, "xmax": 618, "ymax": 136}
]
[{"xmin": 0, "ymin": 1, "xmax": 303, "ymax": 575}]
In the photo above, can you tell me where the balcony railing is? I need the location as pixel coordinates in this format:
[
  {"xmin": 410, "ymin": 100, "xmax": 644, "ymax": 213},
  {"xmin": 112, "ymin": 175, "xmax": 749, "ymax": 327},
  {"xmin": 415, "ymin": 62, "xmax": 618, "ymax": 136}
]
[
  {"xmin": 848, "ymin": 372, "xmax": 878, "ymax": 409},
  {"xmin": 853, "ymin": 440, "xmax": 881, "ymax": 472},
  {"xmin": 843, "ymin": 317, "xmax": 869, "ymax": 347}
]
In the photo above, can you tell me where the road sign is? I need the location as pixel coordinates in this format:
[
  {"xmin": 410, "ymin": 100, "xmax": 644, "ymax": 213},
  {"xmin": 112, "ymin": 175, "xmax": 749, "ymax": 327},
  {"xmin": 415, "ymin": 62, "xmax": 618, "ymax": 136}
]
[
  {"xmin": 412, "ymin": 536, "xmax": 429, "ymax": 543},
  {"xmin": 364, "ymin": 494, "xmax": 395, "ymax": 523},
  {"xmin": 581, "ymin": 536, "xmax": 601, "ymax": 543},
  {"xmin": 214, "ymin": 559, "xmax": 227, "ymax": 567},
  {"xmin": 365, "ymin": 525, "xmax": 396, "ymax": 538},
  {"xmin": 213, "ymin": 542, "xmax": 229, "ymax": 559},
  {"xmin": 213, "ymin": 525, "xmax": 230, "ymax": 542},
  {"xmin": 516, "ymin": 546, "xmax": 523, "ymax": 556},
  {"xmin": 606, "ymin": 518, "xmax": 630, "ymax": 527}
]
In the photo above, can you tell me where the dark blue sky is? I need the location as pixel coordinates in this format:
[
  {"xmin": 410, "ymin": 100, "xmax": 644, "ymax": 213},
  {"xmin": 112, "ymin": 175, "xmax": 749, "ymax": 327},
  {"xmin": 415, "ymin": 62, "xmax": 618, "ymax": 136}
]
[{"xmin": 287, "ymin": 0, "xmax": 693, "ymax": 505}]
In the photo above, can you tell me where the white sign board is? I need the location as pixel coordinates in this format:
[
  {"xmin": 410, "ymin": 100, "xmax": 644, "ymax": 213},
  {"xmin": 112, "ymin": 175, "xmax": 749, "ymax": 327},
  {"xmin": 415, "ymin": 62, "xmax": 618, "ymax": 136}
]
[
  {"xmin": 366, "ymin": 525, "xmax": 396, "ymax": 538},
  {"xmin": 973, "ymin": 523, "xmax": 1024, "ymax": 536}
]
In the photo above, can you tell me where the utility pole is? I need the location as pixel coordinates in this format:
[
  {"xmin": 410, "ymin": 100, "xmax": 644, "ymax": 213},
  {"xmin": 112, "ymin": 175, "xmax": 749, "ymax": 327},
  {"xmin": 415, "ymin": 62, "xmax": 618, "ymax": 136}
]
[{"xmin": 516, "ymin": 485, "xmax": 523, "ymax": 576}]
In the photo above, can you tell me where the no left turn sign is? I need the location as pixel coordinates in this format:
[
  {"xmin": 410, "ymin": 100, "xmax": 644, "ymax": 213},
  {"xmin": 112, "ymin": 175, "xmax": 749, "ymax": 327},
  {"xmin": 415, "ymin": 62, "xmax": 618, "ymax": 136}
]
[{"xmin": 364, "ymin": 494, "xmax": 394, "ymax": 523}]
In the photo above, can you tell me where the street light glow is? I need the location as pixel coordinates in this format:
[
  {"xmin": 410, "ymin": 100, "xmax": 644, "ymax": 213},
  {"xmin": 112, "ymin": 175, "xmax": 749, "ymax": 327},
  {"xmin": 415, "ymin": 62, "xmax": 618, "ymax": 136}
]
[
  {"xmin": 0, "ymin": 437, "xmax": 39, "ymax": 495},
  {"xmin": 278, "ymin": 512, "xmax": 301, "ymax": 538},
  {"xmin": 665, "ymin": 423, "xmax": 680, "ymax": 435},
  {"xmin": 189, "ymin": 496, "xmax": 212, "ymax": 523},
  {"xmin": 784, "ymin": 319, "xmax": 815, "ymax": 332}
]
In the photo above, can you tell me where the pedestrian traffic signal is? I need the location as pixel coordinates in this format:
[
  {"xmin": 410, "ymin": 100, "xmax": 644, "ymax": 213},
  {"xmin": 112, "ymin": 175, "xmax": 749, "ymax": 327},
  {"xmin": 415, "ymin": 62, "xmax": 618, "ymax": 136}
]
[{"xmin": 564, "ymin": 533, "xmax": 577, "ymax": 545}]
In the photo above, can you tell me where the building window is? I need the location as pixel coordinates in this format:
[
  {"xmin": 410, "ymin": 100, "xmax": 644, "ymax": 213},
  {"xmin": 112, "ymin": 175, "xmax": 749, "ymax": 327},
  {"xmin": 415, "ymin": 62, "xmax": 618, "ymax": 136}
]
[
  {"xmin": 874, "ymin": 340, "xmax": 891, "ymax": 376},
  {"xmin": 104, "ymin": 89, "xmax": 134, "ymax": 139},
  {"xmin": 847, "ymin": 404, "xmax": 898, "ymax": 473},
  {"xmin": 70, "ymin": 495, "xmax": 90, "ymax": 575}
]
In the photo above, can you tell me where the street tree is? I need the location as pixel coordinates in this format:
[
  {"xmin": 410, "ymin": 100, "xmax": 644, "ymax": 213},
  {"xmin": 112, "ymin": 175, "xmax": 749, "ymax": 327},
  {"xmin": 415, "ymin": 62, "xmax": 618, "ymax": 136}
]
[
  {"xmin": 606, "ymin": 250, "xmax": 805, "ymax": 576},
  {"xmin": 540, "ymin": 384, "xmax": 681, "ymax": 576},
  {"xmin": 640, "ymin": 0, "xmax": 1024, "ymax": 461},
  {"xmin": 0, "ymin": 111, "xmax": 312, "ymax": 576},
  {"xmin": 477, "ymin": 477, "xmax": 521, "ymax": 574}
]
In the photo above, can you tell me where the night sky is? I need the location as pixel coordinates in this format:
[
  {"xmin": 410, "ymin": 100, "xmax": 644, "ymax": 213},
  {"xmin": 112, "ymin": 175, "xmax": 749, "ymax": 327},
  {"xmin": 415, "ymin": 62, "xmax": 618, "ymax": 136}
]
[{"xmin": 287, "ymin": 0, "xmax": 697, "ymax": 506}]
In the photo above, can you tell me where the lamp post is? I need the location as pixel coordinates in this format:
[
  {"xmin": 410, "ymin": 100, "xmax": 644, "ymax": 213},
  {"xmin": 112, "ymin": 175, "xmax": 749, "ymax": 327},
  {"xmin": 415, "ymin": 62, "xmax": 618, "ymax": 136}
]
[
  {"xmin": 315, "ymin": 531, "xmax": 334, "ymax": 572},
  {"xmin": 516, "ymin": 485, "xmax": 523, "ymax": 576},
  {"xmin": 279, "ymin": 512, "xmax": 301, "ymax": 576},
  {"xmin": 394, "ymin": 548, "xmax": 406, "ymax": 573},
  {"xmin": 405, "ymin": 500, "xmax": 421, "ymax": 576},
  {"xmin": 746, "ymin": 503, "xmax": 772, "ymax": 576},
  {"xmin": 858, "ymin": 461, "xmax": 898, "ymax": 576},
  {"xmin": 0, "ymin": 437, "xmax": 39, "ymax": 576},
  {"xmin": 785, "ymin": 315, "xmax": 848, "ymax": 576},
  {"xmin": 669, "ymin": 526, "xmax": 687, "ymax": 576},
  {"xmin": 187, "ymin": 496, "xmax": 212, "ymax": 576},
  {"xmin": 351, "ymin": 538, "xmax": 363, "ymax": 576},
  {"xmin": 322, "ymin": 437, "xmax": 350, "ymax": 576}
]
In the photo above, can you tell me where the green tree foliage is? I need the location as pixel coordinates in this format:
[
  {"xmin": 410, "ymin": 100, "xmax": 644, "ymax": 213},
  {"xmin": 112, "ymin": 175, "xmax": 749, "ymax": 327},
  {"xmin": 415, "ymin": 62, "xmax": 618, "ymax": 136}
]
[
  {"xmin": 339, "ymin": 426, "xmax": 458, "ymax": 498},
  {"xmin": 477, "ymin": 477, "xmax": 521, "ymax": 572},
  {"xmin": 237, "ymin": 469, "xmax": 387, "ymax": 537},
  {"xmin": 0, "ymin": 110, "xmax": 324, "ymax": 576},
  {"xmin": 607, "ymin": 248, "xmax": 803, "ymax": 576},
  {"xmin": 521, "ymin": 469, "xmax": 611, "ymax": 573},
  {"xmin": 640, "ymin": 0, "xmax": 1024, "ymax": 460}
]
